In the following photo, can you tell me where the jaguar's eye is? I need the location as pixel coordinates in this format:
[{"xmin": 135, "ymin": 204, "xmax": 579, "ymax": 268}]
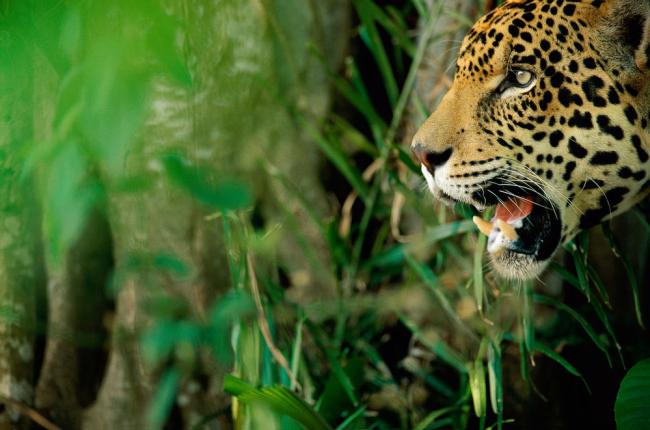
[
  {"xmin": 497, "ymin": 68, "xmax": 536, "ymax": 97},
  {"xmin": 513, "ymin": 70, "xmax": 533, "ymax": 86}
]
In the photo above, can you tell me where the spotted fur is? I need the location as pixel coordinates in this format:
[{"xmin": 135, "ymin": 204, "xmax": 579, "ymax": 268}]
[{"xmin": 412, "ymin": 0, "xmax": 650, "ymax": 279}]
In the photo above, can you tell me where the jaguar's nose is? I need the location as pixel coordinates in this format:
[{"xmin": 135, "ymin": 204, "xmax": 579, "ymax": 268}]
[{"xmin": 411, "ymin": 143, "xmax": 452, "ymax": 173}]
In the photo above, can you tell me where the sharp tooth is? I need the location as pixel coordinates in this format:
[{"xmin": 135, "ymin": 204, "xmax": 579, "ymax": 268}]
[
  {"xmin": 472, "ymin": 216, "xmax": 493, "ymax": 237},
  {"xmin": 496, "ymin": 219, "xmax": 518, "ymax": 241}
]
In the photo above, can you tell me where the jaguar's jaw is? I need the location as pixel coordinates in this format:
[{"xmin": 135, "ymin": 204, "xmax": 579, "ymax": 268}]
[
  {"xmin": 420, "ymin": 163, "xmax": 563, "ymax": 279},
  {"xmin": 472, "ymin": 194, "xmax": 562, "ymax": 280}
]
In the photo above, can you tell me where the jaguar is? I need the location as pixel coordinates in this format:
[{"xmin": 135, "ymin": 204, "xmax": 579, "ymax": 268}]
[{"xmin": 412, "ymin": 0, "xmax": 650, "ymax": 279}]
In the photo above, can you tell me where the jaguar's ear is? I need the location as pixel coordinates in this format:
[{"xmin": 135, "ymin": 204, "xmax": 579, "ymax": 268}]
[
  {"xmin": 634, "ymin": 9, "xmax": 650, "ymax": 71},
  {"xmin": 599, "ymin": 0, "xmax": 650, "ymax": 72}
]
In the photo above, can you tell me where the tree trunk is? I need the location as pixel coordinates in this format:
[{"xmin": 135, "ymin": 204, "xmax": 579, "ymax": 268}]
[
  {"xmin": 82, "ymin": 0, "xmax": 350, "ymax": 426},
  {"xmin": 0, "ymin": 17, "xmax": 44, "ymax": 430}
]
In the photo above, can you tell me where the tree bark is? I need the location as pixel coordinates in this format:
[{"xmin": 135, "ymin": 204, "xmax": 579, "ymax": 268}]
[
  {"xmin": 81, "ymin": 0, "xmax": 351, "ymax": 426},
  {"xmin": 0, "ymin": 18, "xmax": 44, "ymax": 430}
]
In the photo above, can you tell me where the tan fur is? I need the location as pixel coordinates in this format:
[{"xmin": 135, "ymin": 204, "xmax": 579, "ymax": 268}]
[{"xmin": 412, "ymin": 0, "xmax": 650, "ymax": 279}]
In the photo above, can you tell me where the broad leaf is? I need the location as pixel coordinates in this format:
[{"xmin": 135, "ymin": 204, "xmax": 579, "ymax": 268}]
[{"xmin": 615, "ymin": 358, "xmax": 650, "ymax": 430}]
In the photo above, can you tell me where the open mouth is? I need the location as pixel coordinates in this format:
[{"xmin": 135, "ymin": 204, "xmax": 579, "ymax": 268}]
[
  {"xmin": 472, "ymin": 193, "xmax": 561, "ymax": 256},
  {"xmin": 448, "ymin": 179, "xmax": 562, "ymax": 279}
]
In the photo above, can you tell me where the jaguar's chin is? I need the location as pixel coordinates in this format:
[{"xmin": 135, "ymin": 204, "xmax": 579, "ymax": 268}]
[{"xmin": 472, "ymin": 194, "xmax": 562, "ymax": 280}]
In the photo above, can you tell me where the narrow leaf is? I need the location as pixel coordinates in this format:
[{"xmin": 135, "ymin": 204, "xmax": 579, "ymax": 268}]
[
  {"xmin": 224, "ymin": 375, "xmax": 333, "ymax": 430},
  {"xmin": 533, "ymin": 342, "xmax": 590, "ymax": 394}
]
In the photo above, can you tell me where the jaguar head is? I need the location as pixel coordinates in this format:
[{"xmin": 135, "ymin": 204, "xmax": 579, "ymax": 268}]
[{"xmin": 412, "ymin": 0, "xmax": 650, "ymax": 279}]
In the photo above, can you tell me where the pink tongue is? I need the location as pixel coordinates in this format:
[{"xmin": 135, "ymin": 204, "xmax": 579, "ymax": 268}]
[{"xmin": 494, "ymin": 196, "xmax": 533, "ymax": 223}]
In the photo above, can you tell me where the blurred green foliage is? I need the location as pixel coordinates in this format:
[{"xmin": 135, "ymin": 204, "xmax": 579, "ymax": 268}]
[
  {"xmin": 6, "ymin": 0, "xmax": 193, "ymax": 261},
  {"xmin": 1, "ymin": 0, "xmax": 648, "ymax": 429}
]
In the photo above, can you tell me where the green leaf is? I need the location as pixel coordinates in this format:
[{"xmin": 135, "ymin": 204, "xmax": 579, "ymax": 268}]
[
  {"xmin": 208, "ymin": 290, "xmax": 256, "ymax": 364},
  {"xmin": 601, "ymin": 223, "xmax": 645, "ymax": 329},
  {"xmin": 474, "ymin": 232, "xmax": 487, "ymax": 313},
  {"xmin": 567, "ymin": 236, "xmax": 626, "ymax": 366},
  {"xmin": 363, "ymin": 219, "xmax": 476, "ymax": 269},
  {"xmin": 317, "ymin": 357, "xmax": 364, "ymax": 423},
  {"xmin": 399, "ymin": 313, "xmax": 466, "ymax": 373},
  {"xmin": 354, "ymin": 0, "xmax": 400, "ymax": 106},
  {"xmin": 224, "ymin": 375, "xmax": 333, "ymax": 430},
  {"xmin": 615, "ymin": 358, "xmax": 650, "ymax": 430},
  {"xmin": 522, "ymin": 282, "xmax": 535, "ymax": 355},
  {"xmin": 153, "ymin": 253, "xmax": 191, "ymax": 278},
  {"xmin": 299, "ymin": 118, "xmax": 370, "ymax": 203},
  {"xmin": 487, "ymin": 340, "xmax": 503, "ymax": 420},
  {"xmin": 334, "ymin": 406, "xmax": 366, "ymax": 430},
  {"xmin": 568, "ymin": 234, "xmax": 592, "ymax": 298},
  {"xmin": 468, "ymin": 360, "xmax": 487, "ymax": 418},
  {"xmin": 548, "ymin": 261, "xmax": 580, "ymax": 289},
  {"xmin": 43, "ymin": 142, "xmax": 103, "ymax": 262},
  {"xmin": 405, "ymin": 253, "xmax": 476, "ymax": 340},
  {"xmin": 412, "ymin": 407, "xmax": 454, "ymax": 430},
  {"xmin": 534, "ymin": 294, "xmax": 612, "ymax": 366},
  {"xmin": 147, "ymin": 368, "xmax": 181, "ymax": 429},
  {"xmin": 163, "ymin": 154, "xmax": 252, "ymax": 211},
  {"xmin": 142, "ymin": 320, "xmax": 179, "ymax": 364},
  {"xmin": 533, "ymin": 341, "xmax": 590, "ymax": 394}
]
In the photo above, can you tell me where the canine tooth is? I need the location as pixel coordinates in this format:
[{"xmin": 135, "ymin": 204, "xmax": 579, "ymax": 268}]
[
  {"xmin": 473, "ymin": 216, "xmax": 493, "ymax": 236},
  {"xmin": 496, "ymin": 219, "xmax": 518, "ymax": 241}
]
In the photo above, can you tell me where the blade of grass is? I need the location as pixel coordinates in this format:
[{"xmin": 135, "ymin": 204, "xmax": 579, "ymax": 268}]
[
  {"xmin": 601, "ymin": 223, "xmax": 645, "ymax": 329},
  {"xmin": 634, "ymin": 207, "xmax": 650, "ymax": 233},
  {"xmin": 590, "ymin": 296, "xmax": 625, "ymax": 368},
  {"xmin": 534, "ymin": 294, "xmax": 612, "ymax": 366},
  {"xmin": 548, "ymin": 261, "xmax": 580, "ymax": 289},
  {"xmin": 299, "ymin": 117, "xmax": 371, "ymax": 203},
  {"xmin": 474, "ymin": 233, "xmax": 487, "ymax": 314},
  {"xmin": 425, "ymin": 219, "xmax": 476, "ymax": 243},
  {"xmin": 468, "ymin": 360, "xmax": 487, "ymax": 419},
  {"xmin": 571, "ymin": 250, "xmax": 590, "ymax": 299},
  {"xmin": 221, "ymin": 214, "xmax": 239, "ymax": 288},
  {"xmin": 354, "ymin": 0, "xmax": 399, "ymax": 106},
  {"xmin": 311, "ymin": 46, "xmax": 387, "ymax": 143},
  {"xmin": 442, "ymin": 7, "xmax": 475, "ymax": 28},
  {"xmin": 265, "ymin": 162, "xmax": 328, "ymax": 236},
  {"xmin": 586, "ymin": 264, "xmax": 611, "ymax": 308},
  {"xmin": 290, "ymin": 316, "xmax": 305, "ymax": 391},
  {"xmin": 355, "ymin": 339, "xmax": 395, "ymax": 383},
  {"xmin": 532, "ymin": 341, "xmax": 591, "ymax": 394},
  {"xmin": 519, "ymin": 340, "xmax": 530, "ymax": 385},
  {"xmin": 225, "ymin": 375, "xmax": 333, "ymax": 430},
  {"xmin": 487, "ymin": 339, "xmax": 503, "ymax": 429},
  {"xmin": 346, "ymin": 58, "xmax": 387, "ymax": 146},
  {"xmin": 441, "ymin": 241, "xmax": 473, "ymax": 273},
  {"xmin": 522, "ymin": 282, "xmax": 535, "ymax": 360},
  {"xmin": 385, "ymin": 1, "xmax": 448, "ymax": 144},
  {"xmin": 399, "ymin": 312, "xmax": 467, "ymax": 373},
  {"xmin": 486, "ymin": 419, "xmax": 516, "ymax": 430},
  {"xmin": 362, "ymin": 1, "xmax": 416, "ymax": 57},
  {"xmin": 395, "ymin": 146, "xmax": 420, "ymax": 173},
  {"xmin": 411, "ymin": 0, "xmax": 429, "ymax": 20},
  {"xmin": 362, "ymin": 219, "xmax": 476, "ymax": 270},
  {"xmin": 407, "ymin": 367, "xmax": 456, "ymax": 399},
  {"xmin": 405, "ymin": 252, "xmax": 478, "ymax": 342},
  {"xmin": 412, "ymin": 407, "xmax": 454, "ymax": 430},
  {"xmin": 566, "ymin": 240, "xmax": 624, "ymax": 366},
  {"xmin": 325, "ymin": 349, "xmax": 360, "ymax": 407},
  {"xmin": 331, "ymin": 115, "xmax": 380, "ymax": 156},
  {"xmin": 338, "ymin": 158, "xmax": 388, "ymax": 350},
  {"xmin": 335, "ymin": 406, "xmax": 366, "ymax": 430},
  {"xmin": 147, "ymin": 368, "xmax": 180, "ymax": 429}
]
